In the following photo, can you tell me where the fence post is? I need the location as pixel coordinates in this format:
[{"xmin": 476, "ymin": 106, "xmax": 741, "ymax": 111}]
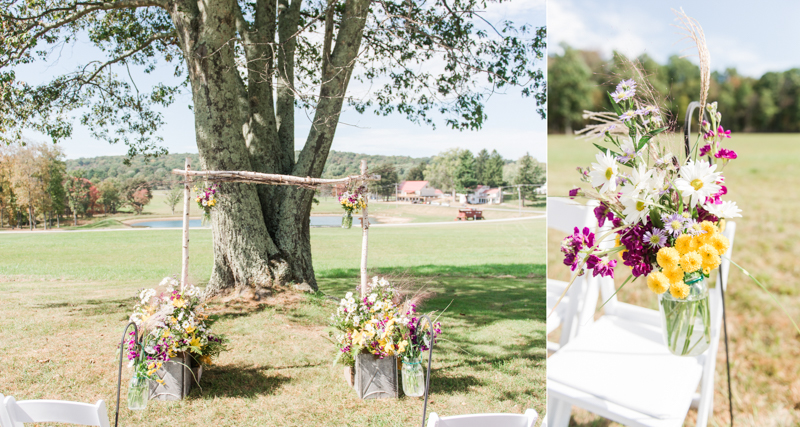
[{"xmin": 180, "ymin": 158, "xmax": 191, "ymax": 291}]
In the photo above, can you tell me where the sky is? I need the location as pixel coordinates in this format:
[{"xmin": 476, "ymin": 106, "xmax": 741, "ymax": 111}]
[
  {"xmin": 18, "ymin": 0, "xmax": 546, "ymax": 162},
  {"xmin": 549, "ymin": 0, "xmax": 800, "ymax": 77}
]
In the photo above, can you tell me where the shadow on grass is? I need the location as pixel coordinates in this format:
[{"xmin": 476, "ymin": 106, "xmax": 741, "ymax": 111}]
[
  {"xmin": 194, "ymin": 363, "xmax": 292, "ymax": 398},
  {"xmin": 318, "ymin": 264, "xmax": 546, "ymax": 280},
  {"xmin": 35, "ymin": 297, "xmax": 138, "ymax": 317},
  {"xmin": 429, "ymin": 374, "xmax": 485, "ymax": 395}
]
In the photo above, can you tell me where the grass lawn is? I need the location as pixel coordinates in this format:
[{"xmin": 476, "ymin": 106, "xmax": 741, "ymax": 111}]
[
  {"xmin": 0, "ymin": 219, "xmax": 545, "ymax": 426},
  {"xmin": 548, "ymin": 133, "xmax": 800, "ymax": 427}
]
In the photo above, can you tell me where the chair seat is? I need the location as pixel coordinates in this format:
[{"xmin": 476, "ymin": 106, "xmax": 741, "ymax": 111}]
[{"xmin": 547, "ymin": 315, "xmax": 705, "ymax": 425}]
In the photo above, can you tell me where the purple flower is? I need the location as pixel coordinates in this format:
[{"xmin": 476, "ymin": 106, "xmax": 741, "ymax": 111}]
[
  {"xmin": 661, "ymin": 213, "xmax": 685, "ymax": 237},
  {"xmin": 717, "ymin": 126, "xmax": 731, "ymax": 138},
  {"xmin": 619, "ymin": 110, "xmax": 636, "ymax": 122},
  {"xmin": 586, "ymin": 255, "xmax": 617, "ymax": 278},
  {"xmin": 699, "ymin": 144, "xmax": 712, "ymax": 157},
  {"xmin": 715, "ymin": 148, "xmax": 737, "ymax": 160},
  {"xmin": 561, "ymin": 227, "xmax": 596, "ymax": 272},
  {"xmin": 616, "ymin": 79, "xmax": 637, "ymax": 93},
  {"xmin": 569, "ymin": 188, "xmax": 580, "ymax": 198},
  {"xmin": 643, "ymin": 229, "xmax": 667, "ymax": 248}
]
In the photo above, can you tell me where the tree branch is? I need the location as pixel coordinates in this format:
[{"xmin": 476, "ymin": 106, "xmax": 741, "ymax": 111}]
[{"xmin": 2, "ymin": 0, "xmax": 166, "ymax": 67}]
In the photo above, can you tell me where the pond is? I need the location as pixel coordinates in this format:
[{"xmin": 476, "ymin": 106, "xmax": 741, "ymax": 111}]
[{"xmin": 131, "ymin": 216, "xmax": 375, "ymax": 228}]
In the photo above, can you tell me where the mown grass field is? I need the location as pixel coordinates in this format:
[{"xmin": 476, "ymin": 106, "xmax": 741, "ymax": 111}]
[
  {"xmin": 548, "ymin": 133, "xmax": 800, "ymax": 427},
  {"xmin": 0, "ymin": 218, "xmax": 545, "ymax": 426}
]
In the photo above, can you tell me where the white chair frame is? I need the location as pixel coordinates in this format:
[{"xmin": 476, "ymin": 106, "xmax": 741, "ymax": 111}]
[
  {"xmin": 427, "ymin": 408, "xmax": 538, "ymax": 427},
  {"xmin": 547, "ymin": 222, "xmax": 736, "ymax": 427},
  {"xmin": 2, "ymin": 395, "xmax": 110, "ymax": 427},
  {"xmin": 547, "ymin": 197, "xmax": 602, "ymax": 353}
]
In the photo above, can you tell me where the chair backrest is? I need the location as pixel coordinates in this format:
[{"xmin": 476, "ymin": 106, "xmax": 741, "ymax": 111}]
[
  {"xmin": 3, "ymin": 396, "xmax": 110, "ymax": 427},
  {"xmin": 427, "ymin": 409, "xmax": 538, "ymax": 427},
  {"xmin": 0, "ymin": 394, "xmax": 12, "ymax": 427},
  {"xmin": 547, "ymin": 197, "xmax": 599, "ymax": 234}
]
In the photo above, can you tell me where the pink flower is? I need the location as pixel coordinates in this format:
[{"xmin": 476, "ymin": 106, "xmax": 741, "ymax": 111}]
[
  {"xmin": 717, "ymin": 126, "xmax": 732, "ymax": 138},
  {"xmin": 699, "ymin": 144, "xmax": 712, "ymax": 157},
  {"xmin": 715, "ymin": 148, "xmax": 737, "ymax": 160}
]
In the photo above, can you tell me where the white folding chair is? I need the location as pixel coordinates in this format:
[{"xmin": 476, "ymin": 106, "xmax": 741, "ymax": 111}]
[
  {"xmin": 2, "ymin": 395, "xmax": 110, "ymax": 427},
  {"xmin": 427, "ymin": 408, "xmax": 538, "ymax": 427},
  {"xmin": 0, "ymin": 394, "xmax": 11, "ymax": 427},
  {"xmin": 547, "ymin": 197, "xmax": 601, "ymax": 353},
  {"xmin": 547, "ymin": 223, "xmax": 737, "ymax": 427}
]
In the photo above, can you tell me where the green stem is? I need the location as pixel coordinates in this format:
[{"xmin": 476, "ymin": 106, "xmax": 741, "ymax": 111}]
[{"xmin": 723, "ymin": 256, "xmax": 800, "ymax": 336}]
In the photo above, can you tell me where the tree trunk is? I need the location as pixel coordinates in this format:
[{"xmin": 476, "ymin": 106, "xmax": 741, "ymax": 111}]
[
  {"xmin": 168, "ymin": 0, "xmax": 370, "ymax": 299},
  {"xmin": 73, "ymin": 209, "xmax": 77, "ymax": 226},
  {"xmin": 29, "ymin": 205, "xmax": 33, "ymax": 230}
]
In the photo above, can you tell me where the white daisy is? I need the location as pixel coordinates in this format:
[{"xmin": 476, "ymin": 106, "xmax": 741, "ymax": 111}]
[
  {"xmin": 588, "ymin": 151, "xmax": 620, "ymax": 194},
  {"xmin": 705, "ymin": 200, "xmax": 742, "ymax": 219},
  {"xmin": 674, "ymin": 160, "xmax": 722, "ymax": 208},
  {"xmin": 620, "ymin": 191, "xmax": 653, "ymax": 225}
]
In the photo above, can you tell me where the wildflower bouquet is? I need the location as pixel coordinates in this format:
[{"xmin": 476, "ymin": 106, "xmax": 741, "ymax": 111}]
[
  {"xmin": 126, "ymin": 277, "xmax": 228, "ymax": 383},
  {"xmin": 338, "ymin": 185, "xmax": 366, "ymax": 228},
  {"xmin": 330, "ymin": 276, "xmax": 441, "ymax": 367},
  {"xmin": 562, "ymin": 76, "xmax": 743, "ymax": 356},
  {"xmin": 194, "ymin": 183, "xmax": 218, "ymax": 224}
]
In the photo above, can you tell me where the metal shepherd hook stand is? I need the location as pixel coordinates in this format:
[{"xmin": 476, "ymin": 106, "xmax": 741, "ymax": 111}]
[
  {"xmin": 684, "ymin": 101, "xmax": 734, "ymax": 426},
  {"xmin": 114, "ymin": 321, "xmax": 140, "ymax": 427},
  {"xmin": 417, "ymin": 314, "xmax": 435, "ymax": 427}
]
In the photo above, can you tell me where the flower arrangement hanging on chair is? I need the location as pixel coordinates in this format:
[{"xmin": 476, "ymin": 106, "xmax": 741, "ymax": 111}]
[
  {"xmin": 194, "ymin": 183, "xmax": 218, "ymax": 225},
  {"xmin": 125, "ymin": 277, "xmax": 228, "ymax": 397},
  {"xmin": 329, "ymin": 276, "xmax": 442, "ymax": 396},
  {"xmin": 338, "ymin": 185, "xmax": 366, "ymax": 229},
  {"xmin": 558, "ymin": 69, "xmax": 800, "ymax": 355}
]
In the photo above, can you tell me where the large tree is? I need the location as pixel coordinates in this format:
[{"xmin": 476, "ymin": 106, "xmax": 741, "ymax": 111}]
[
  {"xmin": 1, "ymin": 0, "xmax": 545, "ymax": 297},
  {"xmin": 371, "ymin": 163, "xmax": 398, "ymax": 201}
]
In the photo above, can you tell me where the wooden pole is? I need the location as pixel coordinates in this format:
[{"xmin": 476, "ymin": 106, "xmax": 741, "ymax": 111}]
[
  {"xmin": 360, "ymin": 159, "xmax": 369, "ymax": 297},
  {"xmin": 180, "ymin": 158, "xmax": 191, "ymax": 292}
]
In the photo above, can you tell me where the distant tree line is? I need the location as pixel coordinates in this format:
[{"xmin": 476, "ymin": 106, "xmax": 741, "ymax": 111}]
[
  {"xmin": 66, "ymin": 151, "xmax": 431, "ymax": 185},
  {"xmin": 364, "ymin": 148, "xmax": 545, "ymax": 202},
  {"xmin": 549, "ymin": 44, "xmax": 800, "ymax": 133},
  {"xmin": 0, "ymin": 143, "xmax": 153, "ymax": 229}
]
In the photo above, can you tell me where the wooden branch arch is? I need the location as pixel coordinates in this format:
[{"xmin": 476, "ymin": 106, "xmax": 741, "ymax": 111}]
[{"xmin": 171, "ymin": 158, "xmax": 380, "ymax": 298}]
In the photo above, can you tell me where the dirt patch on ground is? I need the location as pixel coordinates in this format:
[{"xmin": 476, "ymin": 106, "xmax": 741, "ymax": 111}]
[{"xmin": 373, "ymin": 215, "xmax": 414, "ymax": 224}]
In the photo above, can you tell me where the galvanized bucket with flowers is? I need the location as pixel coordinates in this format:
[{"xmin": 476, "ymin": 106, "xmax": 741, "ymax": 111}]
[
  {"xmin": 125, "ymin": 277, "xmax": 228, "ymax": 404},
  {"xmin": 330, "ymin": 276, "xmax": 441, "ymax": 399}
]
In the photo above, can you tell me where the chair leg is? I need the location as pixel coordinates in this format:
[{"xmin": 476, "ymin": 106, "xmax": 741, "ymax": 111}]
[{"xmin": 546, "ymin": 397, "xmax": 571, "ymax": 427}]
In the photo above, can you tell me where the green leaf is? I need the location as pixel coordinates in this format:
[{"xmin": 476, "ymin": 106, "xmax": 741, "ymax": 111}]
[
  {"xmin": 593, "ymin": 143, "xmax": 621, "ymax": 159},
  {"xmin": 608, "ymin": 92, "xmax": 623, "ymax": 115}
]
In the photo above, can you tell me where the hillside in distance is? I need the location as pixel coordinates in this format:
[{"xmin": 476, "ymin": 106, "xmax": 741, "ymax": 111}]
[{"xmin": 66, "ymin": 151, "xmax": 430, "ymax": 186}]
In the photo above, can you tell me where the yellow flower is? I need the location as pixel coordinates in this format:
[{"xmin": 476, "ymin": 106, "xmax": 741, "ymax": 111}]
[
  {"xmin": 172, "ymin": 298, "xmax": 186, "ymax": 308},
  {"xmin": 699, "ymin": 242, "xmax": 722, "ymax": 270},
  {"xmin": 189, "ymin": 337, "xmax": 201, "ymax": 348},
  {"xmin": 674, "ymin": 234, "xmax": 697, "ymax": 254},
  {"xmin": 200, "ymin": 355, "xmax": 212, "ymax": 365},
  {"xmin": 208, "ymin": 199, "xmax": 216, "ymax": 207},
  {"xmin": 670, "ymin": 282, "xmax": 690, "ymax": 299},
  {"xmin": 397, "ymin": 340, "xmax": 408, "ymax": 354},
  {"xmin": 646, "ymin": 271, "xmax": 670, "ymax": 294},
  {"xmin": 185, "ymin": 325, "xmax": 196, "ymax": 334},
  {"xmin": 702, "ymin": 266, "xmax": 711, "ymax": 275},
  {"xmin": 679, "ymin": 251, "xmax": 702, "ymax": 273},
  {"xmin": 663, "ymin": 266, "xmax": 684, "ymax": 285},
  {"xmin": 681, "ymin": 211, "xmax": 691, "ymax": 219},
  {"xmin": 709, "ymin": 234, "xmax": 730, "ymax": 256},
  {"xmin": 699, "ymin": 221, "xmax": 717, "ymax": 237},
  {"xmin": 656, "ymin": 247, "xmax": 680, "ymax": 269},
  {"xmin": 162, "ymin": 330, "xmax": 171, "ymax": 338}
]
